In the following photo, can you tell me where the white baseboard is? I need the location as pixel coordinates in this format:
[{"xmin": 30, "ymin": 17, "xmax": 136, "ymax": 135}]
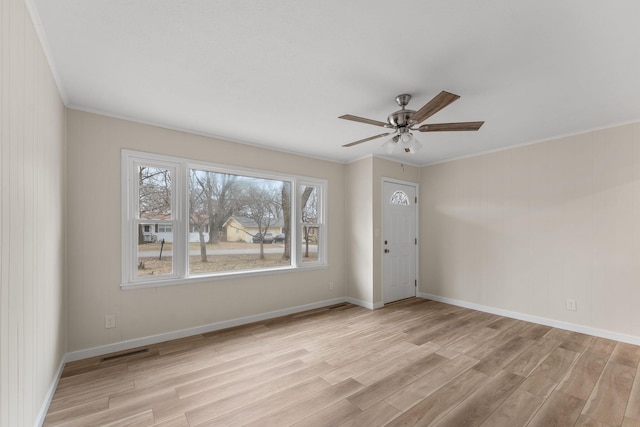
[
  {"xmin": 65, "ymin": 297, "xmax": 349, "ymax": 362},
  {"xmin": 35, "ymin": 357, "xmax": 65, "ymax": 427},
  {"xmin": 418, "ymin": 292, "xmax": 640, "ymax": 347}
]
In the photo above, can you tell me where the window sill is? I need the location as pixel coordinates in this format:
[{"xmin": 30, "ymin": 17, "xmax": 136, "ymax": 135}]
[{"xmin": 121, "ymin": 263, "xmax": 328, "ymax": 290}]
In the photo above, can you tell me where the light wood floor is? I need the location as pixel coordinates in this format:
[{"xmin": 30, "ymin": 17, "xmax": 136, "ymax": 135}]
[{"xmin": 44, "ymin": 298, "xmax": 640, "ymax": 426}]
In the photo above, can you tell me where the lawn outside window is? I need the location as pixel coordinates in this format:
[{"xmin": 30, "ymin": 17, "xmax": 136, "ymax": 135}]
[{"xmin": 121, "ymin": 150, "xmax": 327, "ymax": 289}]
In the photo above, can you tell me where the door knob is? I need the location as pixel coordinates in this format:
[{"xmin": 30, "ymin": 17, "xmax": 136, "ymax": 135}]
[{"xmin": 384, "ymin": 249, "xmax": 390, "ymax": 253}]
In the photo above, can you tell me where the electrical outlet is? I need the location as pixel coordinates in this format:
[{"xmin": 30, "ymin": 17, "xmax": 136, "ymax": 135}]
[
  {"xmin": 566, "ymin": 299, "xmax": 577, "ymax": 311},
  {"xmin": 105, "ymin": 314, "xmax": 116, "ymax": 329},
  {"xmin": 329, "ymin": 281, "xmax": 334, "ymax": 290}
]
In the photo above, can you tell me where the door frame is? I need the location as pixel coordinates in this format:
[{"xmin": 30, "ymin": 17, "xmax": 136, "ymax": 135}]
[{"xmin": 381, "ymin": 177, "xmax": 419, "ymax": 305}]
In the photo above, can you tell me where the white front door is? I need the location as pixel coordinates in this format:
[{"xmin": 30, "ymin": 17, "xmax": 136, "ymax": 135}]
[{"xmin": 382, "ymin": 180, "xmax": 417, "ymax": 304}]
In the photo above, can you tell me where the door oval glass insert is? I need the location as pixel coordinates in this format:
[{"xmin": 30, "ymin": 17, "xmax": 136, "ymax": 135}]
[{"xmin": 390, "ymin": 190, "xmax": 410, "ymax": 206}]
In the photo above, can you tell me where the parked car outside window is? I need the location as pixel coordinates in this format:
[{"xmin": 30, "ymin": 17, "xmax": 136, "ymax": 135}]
[{"xmin": 252, "ymin": 232, "xmax": 274, "ymax": 244}]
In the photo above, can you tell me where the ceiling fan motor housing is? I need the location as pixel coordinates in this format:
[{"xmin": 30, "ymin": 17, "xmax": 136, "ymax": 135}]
[
  {"xmin": 387, "ymin": 109, "xmax": 416, "ymax": 129},
  {"xmin": 388, "ymin": 94, "xmax": 415, "ymax": 129}
]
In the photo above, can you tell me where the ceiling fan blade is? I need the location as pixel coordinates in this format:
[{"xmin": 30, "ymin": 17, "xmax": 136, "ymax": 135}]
[
  {"xmin": 417, "ymin": 121, "xmax": 484, "ymax": 132},
  {"xmin": 339, "ymin": 114, "xmax": 388, "ymax": 127},
  {"xmin": 409, "ymin": 91, "xmax": 460, "ymax": 125},
  {"xmin": 342, "ymin": 133, "xmax": 391, "ymax": 147}
]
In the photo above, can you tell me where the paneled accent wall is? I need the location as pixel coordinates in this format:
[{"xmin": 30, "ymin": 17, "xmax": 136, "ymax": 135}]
[
  {"xmin": 0, "ymin": 1, "xmax": 67, "ymax": 426},
  {"xmin": 421, "ymin": 123, "xmax": 640, "ymax": 341}
]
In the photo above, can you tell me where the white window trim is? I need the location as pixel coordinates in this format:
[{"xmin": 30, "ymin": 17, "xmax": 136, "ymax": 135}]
[{"xmin": 121, "ymin": 149, "xmax": 327, "ymax": 289}]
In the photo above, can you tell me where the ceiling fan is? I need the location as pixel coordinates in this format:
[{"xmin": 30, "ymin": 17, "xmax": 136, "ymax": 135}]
[{"xmin": 339, "ymin": 91, "xmax": 484, "ymax": 154}]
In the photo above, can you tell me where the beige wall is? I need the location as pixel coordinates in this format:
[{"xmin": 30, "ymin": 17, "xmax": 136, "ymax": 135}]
[
  {"xmin": 0, "ymin": 1, "xmax": 67, "ymax": 425},
  {"xmin": 345, "ymin": 157, "xmax": 420, "ymax": 306},
  {"xmin": 421, "ymin": 123, "xmax": 640, "ymax": 338},
  {"xmin": 345, "ymin": 157, "xmax": 374, "ymax": 304},
  {"xmin": 66, "ymin": 110, "xmax": 346, "ymax": 352}
]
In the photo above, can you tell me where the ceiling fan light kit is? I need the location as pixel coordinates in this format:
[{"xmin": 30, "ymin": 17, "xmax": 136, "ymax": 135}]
[{"xmin": 339, "ymin": 90, "xmax": 484, "ymax": 155}]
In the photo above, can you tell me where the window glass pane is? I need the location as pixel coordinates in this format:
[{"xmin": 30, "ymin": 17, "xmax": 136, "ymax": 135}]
[
  {"xmin": 187, "ymin": 169, "xmax": 292, "ymax": 275},
  {"xmin": 390, "ymin": 190, "xmax": 410, "ymax": 206},
  {"xmin": 302, "ymin": 225, "xmax": 319, "ymax": 262},
  {"xmin": 137, "ymin": 231, "xmax": 173, "ymax": 277},
  {"xmin": 301, "ymin": 185, "xmax": 318, "ymax": 222},
  {"xmin": 301, "ymin": 185, "xmax": 320, "ymax": 263},
  {"xmin": 138, "ymin": 166, "xmax": 172, "ymax": 219}
]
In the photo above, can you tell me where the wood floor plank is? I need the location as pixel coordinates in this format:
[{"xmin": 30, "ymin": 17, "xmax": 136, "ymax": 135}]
[
  {"xmin": 337, "ymin": 401, "xmax": 400, "ymax": 427},
  {"xmin": 293, "ymin": 399, "xmax": 362, "ymax": 427},
  {"xmin": 478, "ymin": 388, "xmax": 543, "ymax": 427},
  {"xmin": 472, "ymin": 335, "xmax": 535, "ymax": 376},
  {"xmin": 504, "ymin": 337, "xmax": 562, "ymax": 377},
  {"xmin": 588, "ymin": 337, "xmax": 618, "ymax": 357},
  {"xmin": 132, "ymin": 352, "xmax": 266, "ymax": 389},
  {"xmin": 351, "ymin": 342, "xmax": 440, "ymax": 385},
  {"xmin": 409, "ymin": 311, "xmax": 490, "ymax": 347},
  {"xmin": 562, "ymin": 331, "xmax": 595, "ymax": 350},
  {"xmin": 174, "ymin": 357, "xmax": 306, "ymax": 398},
  {"xmin": 126, "ymin": 345, "xmax": 222, "ymax": 377},
  {"xmin": 153, "ymin": 361, "xmax": 333, "ymax": 423},
  {"xmin": 385, "ymin": 368, "xmax": 489, "ymax": 427},
  {"xmin": 189, "ymin": 376, "xmax": 331, "ymax": 426},
  {"xmin": 432, "ymin": 369, "xmax": 525, "ymax": 427},
  {"xmin": 527, "ymin": 390, "xmax": 585, "ymax": 427},
  {"xmin": 625, "ymin": 364, "xmax": 640, "ymax": 422},
  {"xmin": 347, "ymin": 353, "xmax": 447, "ymax": 410},
  {"xmin": 574, "ymin": 414, "xmax": 613, "ymax": 427},
  {"xmin": 582, "ymin": 361, "xmax": 636, "ymax": 425},
  {"xmin": 624, "ymin": 417, "xmax": 640, "ymax": 427},
  {"xmin": 384, "ymin": 354, "xmax": 479, "ymax": 412},
  {"xmin": 486, "ymin": 316, "xmax": 519, "ymax": 330},
  {"xmin": 43, "ymin": 299, "xmax": 640, "ymax": 427},
  {"xmin": 464, "ymin": 320, "xmax": 533, "ymax": 360},
  {"xmin": 43, "ymin": 397, "xmax": 109, "ymax": 426},
  {"xmin": 611, "ymin": 342, "xmax": 640, "ymax": 369},
  {"xmin": 47, "ymin": 378, "xmax": 135, "ymax": 413},
  {"xmin": 557, "ymin": 350, "xmax": 608, "ymax": 400},
  {"xmin": 444, "ymin": 326, "xmax": 502, "ymax": 354},
  {"xmin": 519, "ymin": 324, "xmax": 552, "ymax": 340},
  {"xmin": 245, "ymin": 378, "xmax": 363, "ymax": 426},
  {"xmin": 321, "ymin": 340, "xmax": 417, "ymax": 385},
  {"xmin": 101, "ymin": 409, "xmax": 155, "ymax": 427},
  {"xmin": 518, "ymin": 373, "xmax": 558, "ymax": 399},
  {"xmin": 529, "ymin": 346, "xmax": 581, "ymax": 382},
  {"xmin": 150, "ymin": 414, "xmax": 189, "ymax": 427},
  {"xmin": 56, "ymin": 363, "xmax": 130, "ymax": 389},
  {"xmin": 52, "ymin": 404, "xmax": 156, "ymax": 427}
]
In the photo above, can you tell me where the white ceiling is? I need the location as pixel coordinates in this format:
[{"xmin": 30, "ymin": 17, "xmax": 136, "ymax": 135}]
[{"xmin": 31, "ymin": 0, "xmax": 640, "ymax": 165}]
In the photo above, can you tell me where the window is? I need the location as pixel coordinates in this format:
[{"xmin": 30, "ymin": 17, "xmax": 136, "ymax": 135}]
[
  {"xmin": 157, "ymin": 224, "xmax": 172, "ymax": 233},
  {"xmin": 122, "ymin": 150, "xmax": 327, "ymax": 288}
]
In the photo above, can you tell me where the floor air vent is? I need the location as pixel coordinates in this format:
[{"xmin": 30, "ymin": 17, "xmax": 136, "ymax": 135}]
[{"xmin": 101, "ymin": 348, "xmax": 149, "ymax": 362}]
